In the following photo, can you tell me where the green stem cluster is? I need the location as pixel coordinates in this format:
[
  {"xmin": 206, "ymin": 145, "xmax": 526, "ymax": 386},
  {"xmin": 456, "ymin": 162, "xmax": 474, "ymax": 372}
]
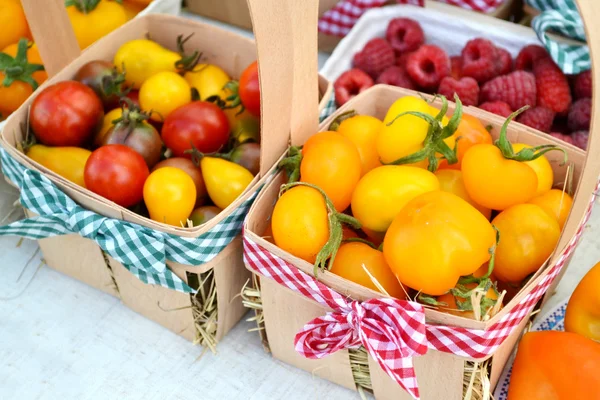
[
  {"xmin": 278, "ymin": 146, "xmax": 303, "ymax": 183},
  {"xmin": 0, "ymin": 39, "xmax": 44, "ymax": 90},
  {"xmin": 175, "ymin": 34, "xmax": 202, "ymax": 72}
]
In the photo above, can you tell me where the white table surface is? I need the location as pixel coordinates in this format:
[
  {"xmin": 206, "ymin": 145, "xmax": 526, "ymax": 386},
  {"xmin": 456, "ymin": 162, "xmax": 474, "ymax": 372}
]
[{"xmin": 1, "ymin": 10, "xmax": 599, "ymax": 400}]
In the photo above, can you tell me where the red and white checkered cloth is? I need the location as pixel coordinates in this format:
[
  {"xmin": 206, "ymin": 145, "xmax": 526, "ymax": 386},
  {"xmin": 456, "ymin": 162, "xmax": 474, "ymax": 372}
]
[
  {"xmin": 318, "ymin": 0, "xmax": 508, "ymax": 36},
  {"xmin": 243, "ymin": 178, "xmax": 598, "ymax": 399}
]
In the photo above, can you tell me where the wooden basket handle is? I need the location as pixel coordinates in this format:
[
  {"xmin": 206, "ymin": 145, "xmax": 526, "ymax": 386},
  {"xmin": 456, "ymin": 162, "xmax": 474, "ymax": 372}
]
[{"xmin": 21, "ymin": 0, "xmax": 80, "ymax": 78}]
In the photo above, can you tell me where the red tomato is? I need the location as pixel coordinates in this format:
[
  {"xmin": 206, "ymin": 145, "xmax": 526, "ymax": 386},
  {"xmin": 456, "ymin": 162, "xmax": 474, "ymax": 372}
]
[
  {"xmin": 239, "ymin": 61, "xmax": 260, "ymax": 117},
  {"xmin": 84, "ymin": 144, "xmax": 149, "ymax": 207},
  {"xmin": 30, "ymin": 81, "xmax": 104, "ymax": 147},
  {"xmin": 161, "ymin": 101, "xmax": 230, "ymax": 157},
  {"xmin": 126, "ymin": 90, "xmax": 140, "ymax": 108}
]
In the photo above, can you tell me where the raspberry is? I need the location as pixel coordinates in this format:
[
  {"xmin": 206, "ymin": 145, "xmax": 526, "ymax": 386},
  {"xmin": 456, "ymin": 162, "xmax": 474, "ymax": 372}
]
[
  {"xmin": 461, "ymin": 38, "xmax": 499, "ymax": 83},
  {"xmin": 396, "ymin": 52, "xmax": 413, "ymax": 70},
  {"xmin": 353, "ymin": 38, "xmax": 395, "ymax": 79},
  {"xmin": 479, "ymin": 101, "xmax": 513, "ymax": 118},
  {"xmin": 438, "ymin": 77, "xmax": 479, "ymax": 106},
  {"xmin": 548, "ymin": 132, "xmax": 575, "ymax": 145},
  {"xmin": 571, "ymin": 130, "xmax": 589, "ymax": 150},
  {"xmin": 550, "ymin": 116, "xmax": 569, "ymax": 134},
  {"xmin": 376, "ymin": 66, "xmax": 416, "ymax": 90},
  {"xmin": 573, "ymin": 70, "xmax": 592, "ymax": 99},
  {"xmin": 406, "ymin": 44, "xmax": 450, "ymax": 90},
  {"xmin": 515, "ymin": 45, "xmax": 549, "ymax": 71},
  {"xmin": 567, "ymin": 98, "xmax": 592, "ymax": 131},
  {"xmin": 533, "ymin": 58, "xmax": 572, "ymax": 115},
  {"xmin": 496, "ymin": 47, "xmax": 513, "ymax": 75},
  {"xmin": 334, "ymin": 69, "xmax": 374, "ymax": 106},
  {"xmin": 481, "ymin": 71, "xmax": 537, "ymax": 110},
  {"xmin": 386, "ymin": 18, "xmax": 424, "ymax": 54},
  {"xmin": 517, "ymin": 106, "xmax": 555, "ymax": 133},
  {"xmin": 451, "ymin": 56, "xmax": 462, "ymax": 79}
]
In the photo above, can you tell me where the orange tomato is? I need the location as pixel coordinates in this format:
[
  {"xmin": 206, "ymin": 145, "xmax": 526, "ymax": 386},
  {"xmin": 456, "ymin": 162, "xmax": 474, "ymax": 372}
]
[
  {"xmin": 435, "ymin": 169, "xmax": 491, "ymax": 219},
  {"xmin": 0, "ymin": 77, "xmax": 32, "ymax": 118},
  {"xmin": 512, "ymin": 143, "xmax": 554, "ymax": 196},
  {"xmin": 3, "ymin": 42, "xmax": 47, "ymax": 85},
  {"xmin": 528, "ymin": 189, "xmax": 573, "ymax": 229},
  {"xmin": 330, "ymin": 242, "xmax": 406, "ymax": 299},
  {"xmin": 438, "ymin": 113, "xmax": 492, "ymax": 170},
  {"xmin": 342, "ymin": 226, "xmax": 359, "ymax": 240},
  {"xmin": 300, "ymin": 131, "xmax": 362, "ymax": 212},
  {"xmin": 565, "ymin": 261, "xmax": 600, "ymax": 341},
  {"xmin": 437, "ymin": 282, "xmax": 499, "ymax": 320},
  {"xmin": 336, "ymin": 115, "xmax": 382, "ymax": 176},
  {"xmin": 0, "ymin": 0, "xmax": 30, "ymax": 50}
]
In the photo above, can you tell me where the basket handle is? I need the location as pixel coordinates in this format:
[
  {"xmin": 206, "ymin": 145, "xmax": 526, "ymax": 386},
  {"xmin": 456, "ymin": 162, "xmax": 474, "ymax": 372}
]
[{"xmin": 21, "ymin": 0, "xmax": 80, "ymax": 78}]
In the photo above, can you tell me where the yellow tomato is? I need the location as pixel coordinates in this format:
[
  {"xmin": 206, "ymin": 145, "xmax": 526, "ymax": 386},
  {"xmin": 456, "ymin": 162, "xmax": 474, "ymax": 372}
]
[
  {"xmin": 0, "ymin": 76, "xmax": 32, "ymax": 118},
  {"xmin": 336, "ymin": 115, "xmax": 382, "ymax": 176},
  {"xmin": 3, "ymin": 42, "xmax": 47, "ymax": 85},
  {"xmin": 139, "ymin": 71, "xmax": 191, "ymax": 122},
  {"xmin": 0, "ymin": 0, "xmax": 30, "ymax": 50},
  {"xmin": 528, "ymin": 189, "xmax": 573, "ymax": 229},
  {"xmin": 26, "ymin": 145, "xmax": 91, "ymax": 187},
  {"xmin": 512, "ymin": 143, "xmax": 554, "ymax": 196},
  {"xmin": 184, "ymin": 64, "xmax": 231, "ymax": 100},
  {"xmin": 66, "ymin": 0, "xmax": 128, "ymax": 50},
  {"xmin": 272, "ymin": 185, "xmax": 329, "ymax": 263},
  {"xmin": 143, "ymin": 167, "xmax": 196, "ymax": 226},
  {"xmin": 200, "ymin": 157, "xmax": 254, "ymax": 209},
  {"xmin": 435, "ymin": 169, "xmax": 491, "ymax": 219}
]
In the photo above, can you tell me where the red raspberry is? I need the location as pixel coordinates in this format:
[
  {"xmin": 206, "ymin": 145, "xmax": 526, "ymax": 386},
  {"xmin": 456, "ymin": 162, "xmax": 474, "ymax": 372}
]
[
  {"xmin": 386, "ymin": 18, "xmax": 424, "ymax": 54},
  {"xmin": 496, "ymin": 47, "xmax": 513, "ymax": 75},
  {"xmin": 461, "ymin": 38, "xmax": 499, "ymax": 83},
  {"xmin": 533, "ymin": 58, "xmax": 572, "ymax": 115},
  {"xmin": 376, "ymin": 66, "xmax": 416, "ymax": 90},
  {"xmin": 573, "ymin": 70, "xmax": 592, "ymax": 99},
  {"xmin": 406, "ymin": 45, "xmax": 450, "ymax": 90},
  {"xmin": 353, "ymin": 38, "xmax": 395, "ymax": 79},
  {"xmin": 451, "ymin": 56, "xmax": 462, "ymax": 79},
  {"xmin": 550, "ymin": 117, "xmax": 570, "ymax": 134},
  {"xmin": 479, "ymin": 101, "xmax": 513, "ymax": 118},
  {"xmin": 438, "ymin": 77, "xmax": 479, "ymax": 106},
  {"xmin": 517, "ymin": 106, "xmax": 555, "ymax": 133},
  {"xmin": 571, "ymin": 130, "xmax": 589, "ymax": 150},
  {"xmin": 396, "ymin": 52, "xmax": 413, "ymax": 70},
  {"xmin": 481, "ymin": 70, "xmax": 537, "ymax": 110},
  {"xmin": 567, "ymin": 97, "xmax": 592, "ymax": 131},
  {"xmin": 334, "ymin": 69, "xmax": 374, "ymax": 106},
  {"xmin": 515, "ymin": 45, "xmax": 549, "ymax": 71},
  {"xmin": 548, "ymin": 132, "xmax": 575, "ymax": 145}
]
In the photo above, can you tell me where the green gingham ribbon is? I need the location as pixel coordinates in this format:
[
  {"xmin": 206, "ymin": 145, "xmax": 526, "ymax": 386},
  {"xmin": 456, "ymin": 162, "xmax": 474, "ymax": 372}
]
[
  {"xmin": 319, "ymin": 93, "xmax": 337, "ymax": 122},
  {"xmin": 0, "ymin": 148, "xmax": 258, "ymax": 294},
  {"xmin": 526, "ymin": 0, "xmax": 589, "ymax": 74}
]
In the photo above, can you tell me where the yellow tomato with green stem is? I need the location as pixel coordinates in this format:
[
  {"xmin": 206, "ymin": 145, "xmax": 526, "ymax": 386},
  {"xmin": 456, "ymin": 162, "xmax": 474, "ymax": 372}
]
[
  {"xmin": 3, "ymin": 41, "xmax": 47, "ymax": 85},
  {"xmin": 26, "ymin": 145, "xmax": 91, "ymax": 188},
  {"xmin": 144, "ymin": 167, "xmax": 196, "ymax": 227},
  {"xmin": 65, "ymin": 0, "xmax": 128, "ymax": 50},
  {"xmin": 512, "ymin": 143, "xmax": 554, "ymax": 196}
]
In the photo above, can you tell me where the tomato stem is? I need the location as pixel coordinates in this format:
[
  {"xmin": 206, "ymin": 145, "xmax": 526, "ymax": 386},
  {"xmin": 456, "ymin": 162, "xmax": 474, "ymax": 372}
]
[
  {"xmin": 175, "ymin": 34, "xmax": 202, "ymax": 72},
  {"xmin": 328, "ymin": 110, "xmax": 357, "ymax": 131},
  {"xmin": 342, "ymin": 237, "xmax": 377, "ymax": 249},
  {"xmin": 64, "ymin": 0, "xmax": 102, "ymax": 14},
  {"xmin": 0, "ymin": 38, "xmax": 44, "ymax": 90},
  {"xmin": 278, "ymin": 146, "xmax": 303, "ymax": 183}
]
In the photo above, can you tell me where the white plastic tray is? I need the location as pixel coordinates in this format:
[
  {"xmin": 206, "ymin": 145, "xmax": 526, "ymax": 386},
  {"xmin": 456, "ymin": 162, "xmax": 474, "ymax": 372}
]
[
  {"xmin": 138, "ymin": 0, "xmax": 181, "ymax": 16},
  {"xmin": 320, "ymin": 4, "xmax": 541, "ymax": 82}
]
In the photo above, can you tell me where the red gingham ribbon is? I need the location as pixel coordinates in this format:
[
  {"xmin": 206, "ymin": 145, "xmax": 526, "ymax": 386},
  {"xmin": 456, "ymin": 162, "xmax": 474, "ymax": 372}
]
[
  {"xmin": 318, "ymin": 0, "xmax": 507, "ymax": 37},
  {"xmin": 243, "ymin": 181, "xmax": 598, "ymax": 399}
]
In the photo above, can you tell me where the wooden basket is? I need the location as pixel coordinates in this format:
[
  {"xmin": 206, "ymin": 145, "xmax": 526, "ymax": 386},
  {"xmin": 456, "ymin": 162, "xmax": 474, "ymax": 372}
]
[
  {"xmin": 0, "ymin": 1, "xmax": 331, "ymax": 345},
  {"xmin": 242, "ymin": 0, "xmax": 600, "ymax": 397}
]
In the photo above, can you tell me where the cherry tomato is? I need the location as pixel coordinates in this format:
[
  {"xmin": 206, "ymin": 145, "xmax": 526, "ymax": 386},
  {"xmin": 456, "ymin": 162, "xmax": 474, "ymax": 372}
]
[
  {"xmin": 0, "ymin": 0, "xmax": 30, "ymax": 50},
  {"xmin": 239, "ymin": 61, "xmax": 260, "ymax": 117},
  {"xmin": 492, "ymin": 204, "xmax": 560, "ymax": 283},
  {"xmin": 26, "ymin": 145, "xmax": 91, "ymax": 188},
  {"xmin": 184, "ymin": 63, "xmax": 230, "ymax": 100},
  {"xmin": 152, "ymin": 157, "xmax": 208, "ymax": 207},
  {"xmin": 436, "ymin": 281, "xmax": 499, "ymax": 320},
  {"xmin": 435, "ymin": 169, "xmax": 491, "ymax": 219},
  {"xmin": 528, "ymin": 189, "xmax": 573, "ymax": 229},
  {"xmin": 200, "ymin": 157, "xmax": 254, "ymax": 209},
  {"xmin": 74, "ymin": 60, "xmax": 125, "ymax": 110},
  {"xmin": 512, "ymin": 143, "xmax": 554, "ymax": 196},
  {"xmin": 228, "ymin": 142, "xmax": 260, "ymax": 176},
  {"xmin": 66, "ymin": 0, "xmax": 127, "ymax": 50},
  {"xmin": 143, "ymin": 167, "xmax": 196, "ymax": 226},
  {"xmin": 162, "ymin": 101, "xmax": 230, "ymax": 157},
  {"xmin": 84, "ymin": 144, "xmax": 149, "ymax": 207},
  {"xmin": 30, "ymin": 81, "xmax": 104, "ymax": 147},
  {"xmin": 190, "ymin": 205, "xmax": 221, "ymax": 227},
  {"xmin": 330, "ymin": 242, "xmax": 406, "ymax": 299},
  {"xmin": 438, "ymin": 113, "xmax": 492, "ymax": 170},
  {"xmin": 97, "ymin": 108, "xmax": 123, "ymax": 146},
  {"xmin": 139, "ymin": 71, "xmax": 191, "ymax": 122},
  {"xmin": 300, "ymin": 131, "xmax": 362, "ymax": 212},
  {"xmin": 336, "ymin": 115, "xmax": 382, "ymax": 176},
  {"xmin": 565, "ymin": 261, "xmax": 600, "ymax": 341}
]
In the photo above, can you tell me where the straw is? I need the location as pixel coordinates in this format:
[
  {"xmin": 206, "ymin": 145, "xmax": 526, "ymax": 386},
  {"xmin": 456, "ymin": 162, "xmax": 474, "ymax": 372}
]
[
  {"xmin": 190, "ymin": 269, "xmax": 219, "ymax": 354},
  {"xmin": 100, "ymin": 251, "xmax": 120, "ymax": 297}
]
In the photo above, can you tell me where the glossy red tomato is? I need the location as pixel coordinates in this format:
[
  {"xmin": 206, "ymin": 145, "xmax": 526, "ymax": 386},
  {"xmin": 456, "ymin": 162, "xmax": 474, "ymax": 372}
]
[
  {"xmin": 84, "ymin": 144, "xmax": 149, "ymax": 207},
  {"xmin": 30, "ymin": 81, "xmax": 104, "ymax": 147},
  {"xmin": 161, "ymin": 101, "xmax": 230, "ymax": 157},
  {"xmin": 239, "ymin": 61, "xmax": 260, "ymax": 117}
]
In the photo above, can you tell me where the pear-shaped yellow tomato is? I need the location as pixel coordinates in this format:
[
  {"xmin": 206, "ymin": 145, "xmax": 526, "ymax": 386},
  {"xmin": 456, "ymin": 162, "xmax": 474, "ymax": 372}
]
[
  {"xmin": 143, "ymin": 167, "xmax": 196, "ymax": 226},
  {"xmin": 351, "ymin": 165, "xmax": 439, "ymax": 233},
  {"xmin": 114, "ymin": 39, "xmax": 182, "ymax": 88},
  {"xmin": 336, "ymin": 115, "xmax": 382, "ymax": 176},
  {"xmin": 512, "ymin": 143, "xmax": 553, "ymax": 196},
  {"xmin": 66, "ymin": 0, "xmax": 128, "ymax": 50},
  {"xmin": 26, "ymin": 145, "xmax": 91, "ymax": 188},
  {"xmin": 384, "ymin": 191, "xmax": 496, "ymax": 296},
  {"xmin": 492, "ymin": 204, "xmax": 560, "ymax": 283},
  {"xmin": 200, "ymin": 157, "xmax": 254, "ymax": 209},
  {"xmin": 139, "ymin": 71, "xmax": 191, "ymax": 122},
  {"xmin": 271, "ymin": 185, "xmax": 329, "ymax": 263},
  {"xmin": 565, "ymin": 262, "xmax": 600, "ymax": 341},
  {"xmin": 184, "ymin": 64, "xmax": 231, "ymax": 100},
  {"xmin": 528, "ymin": 189, "xmax": 573, "ymax": 229},
  {"xmin": 330, "ymin": 242, "xmax": 406, "ymax": 300},
  {"xmin": 435, "ymin": 169, "xmax": 491, "ymax": 219}
]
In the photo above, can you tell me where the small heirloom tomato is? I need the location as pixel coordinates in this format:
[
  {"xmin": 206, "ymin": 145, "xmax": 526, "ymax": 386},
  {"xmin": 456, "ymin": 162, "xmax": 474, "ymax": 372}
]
[
  {"xmin": 351, "ymin": 165, "xmax": 439, "ymax": 233},
  {"xmin": 199, "ymin": 157, "xmax": 253, "ymax": 210},
  {"xmin": 435, "ymin": 169, "xmax": 491, "ymax": 219},
  {"xmin": 565, "ymin": 261, "xmax": 600, "ymax": 341},
  {"xmin": 512, "ymin": 143, "xmax": 554, "ymax": 196},
  {"xmin": 0, "ymin": 0, "xmax": 30, "ymax": 51},
  {"xmin": 383, "ymin": 191, "xmax": 496, "ymax": 296},
  {"xmin": 65, "ymin": 0, "xmax": 128, "ymax": 50},
  {"xmin": 334, "ymin": 113, "xmax": 383, "ymax": 176},
  {"xmin": 139, "ymin": 71, "xmax": 191, "ymax": 122},
  {"xmin": 438, "ymin": 113, "xmax": 492, "ymax": 170},
  {"xmin": 238, "ymin": 61, "xmax": 260, "ymax": 117},
  {"xmin": 184, "ymin": 63, "xmax": 231, "ymax": 100},
  {"xmin": 153, "ymin": 158, "xmax": 208, "ymax": 207},
  {"xmin": 508, "ymin": 331, "xmax": 600, "ymax": 400},
  {"xmin": 190, "ymin": 206, "xmax": 221, "ymax": 227},
  {"xmin": 26, "ymin": 145, "xmax": 91, "ymax": 188},
  {"xmin": 528, "ymin": 189, "xmax": 573, "ymax": 229},
  {"xmin": 330, "ymin": 242, "xmax": 406, "ymax": 300},
  {"xmin": 74, "ymin": 60, "xmax": 127, "ymax": 110},
  {"xmin": 492, "ymin": 204, "xmax": 560, "ymax": 283},
  {"xmin": 436, "ymin": 280, "xmax": 499, "ymax": 320},
  {"xmin": 144, "ymin": 167, "xmax": 196, "ymax": 227}
]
